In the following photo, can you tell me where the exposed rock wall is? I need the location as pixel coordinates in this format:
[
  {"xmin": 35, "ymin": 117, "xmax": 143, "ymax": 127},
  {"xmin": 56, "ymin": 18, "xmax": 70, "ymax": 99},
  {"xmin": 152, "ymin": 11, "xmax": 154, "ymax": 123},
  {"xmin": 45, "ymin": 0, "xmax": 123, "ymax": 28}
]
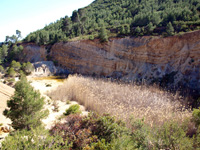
[
  {"xmin": 31, "ymin": 61, "xmax": 69, "ymax": 77},
  {"xmin": 50, "ymin": 31, "xmax": 200, "ymax": 95},
  {"xmin": 23, "ymin": 31, "xmax": 200, "ymax": 96},
  {"xmin": 23, "ymin": 43, "xmax": 47, "ymax": 62}
]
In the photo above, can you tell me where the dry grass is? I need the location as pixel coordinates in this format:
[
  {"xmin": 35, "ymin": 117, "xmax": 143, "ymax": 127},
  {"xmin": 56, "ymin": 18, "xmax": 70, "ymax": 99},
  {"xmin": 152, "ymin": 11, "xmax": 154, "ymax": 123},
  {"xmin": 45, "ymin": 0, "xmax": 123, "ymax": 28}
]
[{"xmin": 48, "ymin": 75, "xmax": 192, "ymax": 126}]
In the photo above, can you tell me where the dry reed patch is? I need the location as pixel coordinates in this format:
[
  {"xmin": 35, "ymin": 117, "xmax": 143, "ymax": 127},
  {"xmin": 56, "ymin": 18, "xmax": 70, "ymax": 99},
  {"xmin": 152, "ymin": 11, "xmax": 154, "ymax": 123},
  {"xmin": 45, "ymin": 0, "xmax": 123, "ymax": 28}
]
[{"xmin": 48, "ymin": 75, "xmax": 191, "ymax": 126}]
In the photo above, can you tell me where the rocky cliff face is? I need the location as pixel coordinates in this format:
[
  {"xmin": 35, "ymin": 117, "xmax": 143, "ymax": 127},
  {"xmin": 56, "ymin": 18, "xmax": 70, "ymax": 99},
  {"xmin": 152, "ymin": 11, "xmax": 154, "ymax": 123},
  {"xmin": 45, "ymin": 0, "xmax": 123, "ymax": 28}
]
[
  {"xmin": 31, "ymin": 61, "xmax": 69, "ymax": 76},
  {"xmin": 23, "ymin": 43, "xmax": 47, "ymax": 62},
  {"xmin": 23, "ymin": 31, "xmax": 200, "ymax": 96}
]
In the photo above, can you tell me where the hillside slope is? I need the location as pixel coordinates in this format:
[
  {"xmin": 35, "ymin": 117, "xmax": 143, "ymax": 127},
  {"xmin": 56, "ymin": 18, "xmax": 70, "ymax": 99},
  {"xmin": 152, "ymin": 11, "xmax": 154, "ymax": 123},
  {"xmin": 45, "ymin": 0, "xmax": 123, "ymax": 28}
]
[{"xmin": 24, "ymin": 0, "xmax": 200, "ymax": 45}]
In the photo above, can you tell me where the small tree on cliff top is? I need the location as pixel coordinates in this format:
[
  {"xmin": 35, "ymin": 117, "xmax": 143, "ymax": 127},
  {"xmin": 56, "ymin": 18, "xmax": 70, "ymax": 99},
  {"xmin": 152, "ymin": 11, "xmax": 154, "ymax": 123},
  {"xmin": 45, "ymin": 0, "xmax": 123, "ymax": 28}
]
[
  {"xmin": 99, "ymin": 26, "xmax": 108, "ymax": 42},
  {"xmin": 4, "ymin": 77, "xmax": 49, "ymax": 130}
]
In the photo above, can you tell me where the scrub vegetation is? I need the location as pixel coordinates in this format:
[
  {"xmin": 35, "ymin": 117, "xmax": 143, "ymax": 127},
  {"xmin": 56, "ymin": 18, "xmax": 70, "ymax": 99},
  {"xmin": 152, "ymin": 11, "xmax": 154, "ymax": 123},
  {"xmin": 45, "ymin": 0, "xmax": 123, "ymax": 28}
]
[{"xmin": 24, "ymin": 0, "xmax": 200, "ymax": 45}]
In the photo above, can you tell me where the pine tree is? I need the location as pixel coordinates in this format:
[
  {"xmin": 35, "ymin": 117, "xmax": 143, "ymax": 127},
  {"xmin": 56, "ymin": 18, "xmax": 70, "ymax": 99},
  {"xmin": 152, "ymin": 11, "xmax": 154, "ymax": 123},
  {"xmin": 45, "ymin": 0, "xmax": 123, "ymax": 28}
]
[
  {"xmin": 99, "ymin": 26, "xmax": 108, "ymax": 42},
  {"xmin": 3, "ymin": 77, "xmax": 49, "ymax": 130},
  {"xmin": 166, "ymin": 22, "xmax": 174, "ymax": 36},
  {"xmin": 11, "ymin": 60, "xmax": 21, "ymax": 72},
  {"xmin": 7, "ymin": 67, "xmax": 16, "ymax": 77},
  {"xmin": 120, "ymin": 25, "xmax": 126, "ymax": 35},
  {"xmin": 146, "ymin": 22, "xmax": 155, "ymax": 34},
  {"xmin": 135, "ymin": 26, "xmax": 141, "ymax": 36},
  {"xmin": 1, "ymin": 44, "xmax": 8, "ymax": 61},
  {"xmin": 22, "ymin": 62, "xmax": 34, "ymax": 75}
]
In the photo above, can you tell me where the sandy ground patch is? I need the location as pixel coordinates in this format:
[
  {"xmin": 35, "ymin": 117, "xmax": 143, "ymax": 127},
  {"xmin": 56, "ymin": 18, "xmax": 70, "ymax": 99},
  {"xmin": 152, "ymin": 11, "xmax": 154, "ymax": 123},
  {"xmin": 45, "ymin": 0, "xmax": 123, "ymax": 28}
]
[{"xmin": 28, "ymin": 76, "xmax": 88, "ymax": 129}]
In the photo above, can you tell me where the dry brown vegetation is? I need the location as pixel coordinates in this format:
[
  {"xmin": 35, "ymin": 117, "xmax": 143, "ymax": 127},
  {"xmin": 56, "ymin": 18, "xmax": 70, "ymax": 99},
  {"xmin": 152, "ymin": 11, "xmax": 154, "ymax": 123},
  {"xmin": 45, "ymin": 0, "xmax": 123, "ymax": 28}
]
[{"xmin": 48, "ymin": 75, "xmax": 192, "ymax": 126}]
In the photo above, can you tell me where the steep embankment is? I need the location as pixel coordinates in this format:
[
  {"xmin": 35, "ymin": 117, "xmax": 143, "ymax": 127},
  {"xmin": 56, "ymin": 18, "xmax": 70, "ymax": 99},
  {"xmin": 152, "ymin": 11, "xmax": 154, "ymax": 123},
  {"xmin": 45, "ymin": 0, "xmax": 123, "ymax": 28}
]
[
  {"xmin": 0, "ymin": 83, "xmax": 14, "ymax": 126},
  {"xmin": 23, "ymin": 31, "xmax": 200, "ymax": 97}
]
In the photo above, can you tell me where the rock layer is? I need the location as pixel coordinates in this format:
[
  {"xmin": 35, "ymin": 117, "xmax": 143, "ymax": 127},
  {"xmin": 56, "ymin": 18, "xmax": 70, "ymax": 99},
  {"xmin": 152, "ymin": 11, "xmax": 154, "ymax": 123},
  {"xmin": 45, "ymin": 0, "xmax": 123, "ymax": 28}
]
[{"xmin": 23, "ymin": 43, "xmax": 47, "ymax": 62}]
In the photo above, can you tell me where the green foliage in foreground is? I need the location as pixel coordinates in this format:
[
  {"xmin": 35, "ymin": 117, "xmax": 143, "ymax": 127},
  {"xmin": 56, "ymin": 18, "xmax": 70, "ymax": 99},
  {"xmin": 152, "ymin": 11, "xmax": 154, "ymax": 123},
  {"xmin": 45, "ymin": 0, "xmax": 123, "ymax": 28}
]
[
  {"xmin": 193, "ymin": 107, "xmax": 200, "ymax": 126},
  {"xmin": 64, "ymin": 104, "xmax": 81, "ymax": 115},
  {"xmin": 2, "ymin": 109, "xmax": 200, "ymax": 149},
  {"xmin": 3, "ymin": 77, "xmax": 49, "ymax": 130},
  {"xmin": 1, "ymin": 126, "xmax": 72, "ymax": 150}
]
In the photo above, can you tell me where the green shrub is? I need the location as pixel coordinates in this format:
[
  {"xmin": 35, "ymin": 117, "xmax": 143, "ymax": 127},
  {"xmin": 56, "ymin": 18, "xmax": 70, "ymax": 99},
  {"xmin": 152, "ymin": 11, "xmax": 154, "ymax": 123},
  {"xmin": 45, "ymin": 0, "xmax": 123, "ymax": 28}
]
[
  {"xmin": 193, "ymin": 126, "xmax": 200, "ymax": 149},
  {"xmin": 22, "ymin": 62, "xmax": 34, "ymax": 75},
  {"xmin": 110, "ymin": 134, "xmax": 136, "ymax": 150},
  {"xmin": 11, "ymin": 60, "xmax": 21, "ymax": 72},
  {"xmin": 89, "ymin": 139, "xmax": 112, "ymax": 150},
  {"xmin": 89, "ymin": 35, "xmax": 94, "ymax": 40},
  {"xmin": 192, "ymin": 107, "xmax": 200, "ymax": 126},
  {"xmin": 129, "ymin": 118, "xmax": 151, "ymax": 149},
  {"xmin": 66, "ymin": 100, "xmax": 71, "ymax": 104},
  {"xmin": 64, "ymin": 104, "xmax": 81, "ymax": 115},
  {"xmin": 51, "ymin": 113, "xmax": 128, "ymax": 149},
  {"xmin": 152, "ymin": 121, "xmax": 193, "ymax": 150},
  {"xmin": 45, "ymin": 83, "xmax": 52, "ymax": 87},
  {"xmin": 0, "ymin": 65, "xmax": 4, "ymax": 73},
  {"xmin": 1, "ymin": 126, "xmax": 72, "ymax": 150},
  {"xmin": 87, "ymin": 113, "xmax": 127, "ymax": 143},
  {"xmin": 7, "ymin": 78, "xmax": 15, "ymax": 84},
  {"xmin": 7, "ymin": 67, "xmax": 16, "ymax": 77}
]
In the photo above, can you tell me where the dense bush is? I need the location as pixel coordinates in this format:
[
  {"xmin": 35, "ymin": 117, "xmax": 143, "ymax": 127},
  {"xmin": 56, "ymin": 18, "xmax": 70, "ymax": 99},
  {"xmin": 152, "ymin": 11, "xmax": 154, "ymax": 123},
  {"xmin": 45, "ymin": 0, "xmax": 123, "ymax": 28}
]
[
  {"xmin": 193, "ymin": 107, "xmax": 200, "ymax": 126},
  {"xmin": 64, "ymin": 104, "xmax": 81, "ymax": 115},
  {"xmin": 4, "ymin": 61, "xmax": 34, "ymax": 78},
  {"xmin": 152, "ymin": 121, "xmax": 193, "ymax": 149},
  {"xmin": 50, "ymin": 113, "xmax": 127, "ymax": 149},
  {"xmin": 1, "ymin": 126, "xmax": 72, "ymax": 150},
  {"xmin": 6, "ymin": 67, "xmax": 16, "ymax": 77},
  {"xmin": 2, "ymin": 112, "xmax": 200, "ymax": 149}
]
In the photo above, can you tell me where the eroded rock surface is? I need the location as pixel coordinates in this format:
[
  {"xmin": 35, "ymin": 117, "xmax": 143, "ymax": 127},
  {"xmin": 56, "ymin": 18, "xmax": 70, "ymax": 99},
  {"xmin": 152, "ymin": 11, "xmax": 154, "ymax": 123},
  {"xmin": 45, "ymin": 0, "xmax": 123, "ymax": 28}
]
[
  {"xmin": 32, "ymin": 61, "xmax": 69, "ymax": 76},
  {"xmin": 23, "ymin": 31, "xmax": 200, "ymax": 96}
]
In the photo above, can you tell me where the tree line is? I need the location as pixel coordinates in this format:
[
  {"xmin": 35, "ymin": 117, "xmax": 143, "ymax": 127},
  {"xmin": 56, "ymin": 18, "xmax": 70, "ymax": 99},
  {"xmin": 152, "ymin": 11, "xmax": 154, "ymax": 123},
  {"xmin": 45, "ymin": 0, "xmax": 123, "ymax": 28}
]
[{"xmin": 24, "ymin": 0, "xmax": 200, "ymax": 44}]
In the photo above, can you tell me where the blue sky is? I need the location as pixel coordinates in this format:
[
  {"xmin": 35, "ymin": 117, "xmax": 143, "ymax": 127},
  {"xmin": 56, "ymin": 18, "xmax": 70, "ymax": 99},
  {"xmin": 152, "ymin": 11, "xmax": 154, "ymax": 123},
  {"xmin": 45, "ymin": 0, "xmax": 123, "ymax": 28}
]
[{"xmin": 0, "ymin": 0, "xmax": 94, "ymax": 42}]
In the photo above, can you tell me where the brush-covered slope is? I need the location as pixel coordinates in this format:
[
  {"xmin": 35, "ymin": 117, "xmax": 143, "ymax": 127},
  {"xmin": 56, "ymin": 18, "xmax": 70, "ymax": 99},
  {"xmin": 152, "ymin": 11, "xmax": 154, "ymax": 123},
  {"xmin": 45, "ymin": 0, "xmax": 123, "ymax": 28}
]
[{"xmin": 24, "ymin": 0, "xmax": 200, "ymax": 45}]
